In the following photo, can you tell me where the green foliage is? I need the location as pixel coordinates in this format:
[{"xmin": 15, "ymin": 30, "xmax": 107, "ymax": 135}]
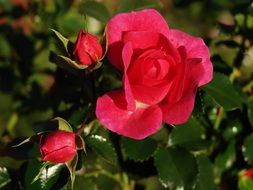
[
  {"xmin": 1, "ymin": 0, "xmax": 253, "ymax": 189},
  {"xmin": 239, "ymin": 175, "xmax": 253, "ymax": 190},
  {"xmin": 121, "ymin": 137, "xmax": 158, "ymax": 161},
  {"xmin": 194, "ymin": 155, "xmax": 215, "ymax": 190},
  {"xmin": 247, "ymin": 96, "xmax": 253, "ymax": 126},
  {"xmin": 116, "ymin": 0, "xmax": 160, "ymax": 13},
  {"xmin": 169, "ymin": 117, "xmax": 207, "ymax": 150},
  {"xmin": 214, "ymin": 141, "xmax": 236, "ymax": 180},
  {"xmin": 0, "ymin": 167, "xmax": 11, "ymax": 189},
  {"xmin": 243, "ymin": 134, "xmax": 253, "ymax": 165},
  {"xmin": 85, "ymin": 135, "xmax": 117, "ymax": 164},
  {"xmin": 203, "ymin": 72, "xmax": 243, "ymax": 110},
  {"xmin": 25, "ymin": 160, "xmax": 64, "ymax": 190},
  {"xmin": 154, "ymin": 147, "xmax": 198, "ymax": 189},
  {"xmin": 79, "ymin": 1, "xmax": 111, "ymax": 23}
]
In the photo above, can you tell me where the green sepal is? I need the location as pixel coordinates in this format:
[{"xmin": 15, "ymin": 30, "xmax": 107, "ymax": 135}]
[
  {"xmin": 75, "ymin": 135, "xmax": 86, "ymax": 153},
  {"xmin": 49, "ymin": 51, "xmax": 88, "ymax": 73},
  {"xmin": 12, "ymin": 135, "xmax": 39, "ymax": 147},
  {"xmin": 50, "ymin": 29, "xmax": 74, "ymax": 54},
  {"xmin": 52, "ymin": 117, "xmax": 73, "ymax": 132},
  {"xmin": 66, "ymin": 154, "xmax": 78, "ymax": 188}
]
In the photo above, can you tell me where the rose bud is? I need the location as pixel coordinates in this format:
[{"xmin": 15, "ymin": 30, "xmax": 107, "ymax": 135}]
[
  {"xmin": 243, "ymin": 169, "xmax": 253, "ymax": 179},
  {"xmin": 40, "ymin": 130, "xmax": 77, "ymax": 163},
  {"xmin": 73, "ymin": 29, "xmax": 102, "ymax": 66}
]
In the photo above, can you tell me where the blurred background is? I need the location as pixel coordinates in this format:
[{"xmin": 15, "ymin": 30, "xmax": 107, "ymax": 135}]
[{"xmin": 0, "ymin": 0, "xmax": 253, "ymax": 189}]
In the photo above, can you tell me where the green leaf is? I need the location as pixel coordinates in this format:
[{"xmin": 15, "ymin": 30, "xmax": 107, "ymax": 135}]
[
  {"xmin": 247, "ymin": 96, "xmax": 253, "ymax": 126},
  {"xmin": 0, "ymin": 167, "xmax": 11, "ymax": 189},
  {"xmin": 25, "ymin": 160, "xmax": 65, "ymax": 190},
  {"xmin": 79, "ymin": 1, "xmax": 110, "ymax": 23},
  {"xmin": 0, "ymin": 35, "xmax": 11, "ymax": 57},
  {"xmin": 214, "ymin": 141, "xmax": 236, "ymax": 180},
  {"xmin": 50, "ymin": 29, "xmax": 72, "ymax": 53},
  {"xmin": 169, "ymin": 117, "xmax": 208, "ymax": 150},
  {"xmin": 203, "ymin": 72, "xmax": 242, "ymax": 110},
  {"xmin": 239, "ymin": 171, "xmax": 253, "ymax": 190},
  {"xmin": 53, "ymin": 117, "xmax": 73, "ymax": 132},
  {"xmin": 194, "ymin": 155, "xmax": 215, "ymax": 190},
  {"xmin": 243, "ymin": 134, "xmax": 253, "ymax": 165},
  {"xmin": 85, "ymin": 135, "xmax": 117, "ymax": 164},
  {"xmin": 73, "ymin": 177, "xmax": 96, "ymax": 190},
  {"xmin": 120, "ymin": 137, "xmax": 158, "ymax": 161},
  {"xmin": 117, "ymin": 0, "xmax": 160, "ymax": 13},
  {"xmin": 154, "ymin": 147, "xmax": 198, "ymax": 189}
]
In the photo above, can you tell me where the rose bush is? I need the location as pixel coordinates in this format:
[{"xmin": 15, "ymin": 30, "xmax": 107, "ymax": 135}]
[
  {"xmin": 96, "ymin": 9, "xmax": 213, "ymax": 139},
  {"xmin": 73, "ymin": 29, "xmax": 102, "ymax": 66},
  {"xmin": 40, "ymin": 130, "xmax": 77, "ymax": 163}
]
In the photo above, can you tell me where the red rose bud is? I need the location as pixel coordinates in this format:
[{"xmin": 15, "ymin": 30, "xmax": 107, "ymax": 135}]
[
  {"xmin": 73, "ymin": 30, "xmax": 102, "ymax": 65},
  {"xmin": 243, "ymin": 169, "xmax": 253, "ymax": 179},
  {"xmin": 40, "ymin": 131, "xmax": 77, "ymax": 163}
]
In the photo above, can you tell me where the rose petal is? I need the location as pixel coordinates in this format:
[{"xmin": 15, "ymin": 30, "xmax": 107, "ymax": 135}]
[
  {"xmin": 127, "ymin": 49, "xmax": 174, "ymax": 105},
  {"xmin": 42, "ymin": 147, "xmax": 76, "ymax": 163},
  {"xmin": 131, "ymin": 82, "xmax": 171, "ymax": 105},
  {"xmin": 166, "ymin": 46, "xmax": 187, "ymax": 103},
  {"xmin": 96, "ymin": 90, "xmax": 163, "ymax": 139},
  {"xmin": 161, "ymin": 58, "xmax": 204, "ymax": 124},
  {"xmin": 40, "ymin": 131, "xmax": 76, "ymax": 154},
  {"xmin": 107, "ymin": 9, "xmax": 170, "ymax": 70},
  {"xmin": 169, "ymin": 29, "xmax": 213, "ymax": 86},
  {"xmin": 161, "ymin": 86, "xmax": 197, "ymax": 125},
  {"xmin": 122, "ymin": 42, "xmax": 135, "ymax": 111},
  {"xmin": 122, "ymin": 32, "xmax": 179, "ymax": 59}
]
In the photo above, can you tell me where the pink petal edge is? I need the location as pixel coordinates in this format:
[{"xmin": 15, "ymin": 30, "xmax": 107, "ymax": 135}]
[{"xmin": 96, "ymin": 90, "xmax": 163, "ymax": 140}]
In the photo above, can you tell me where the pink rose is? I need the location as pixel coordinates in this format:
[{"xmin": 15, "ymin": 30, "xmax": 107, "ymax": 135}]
[
  {"xmin": 73, "ymin": 30, "xmax": 102, "ymax": 65},
  {"xmin": 96, "ymin": 9, "xmax": 213, "ymax": 139},
  {"xmin": 40, "ymin": 131, "xmax": 77, "ymax": 163}
]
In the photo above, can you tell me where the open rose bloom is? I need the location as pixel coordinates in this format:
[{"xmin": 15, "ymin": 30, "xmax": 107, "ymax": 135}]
[{"xmin": 96, "ymin": 9, "xmax": 213, "ymax": 139}]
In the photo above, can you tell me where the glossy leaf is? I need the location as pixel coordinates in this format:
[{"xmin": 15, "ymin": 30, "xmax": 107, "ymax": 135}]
[
  {"xmin": 214, "ymin": 141, "xmax": 236, "ymax": 180},
  {"xmin": 85, "ymin": 135, "xmax": 117, "ymax": 164},
  {"xmin": 243, "ymin": 134, "xmax": 253, "ymax": 165},
  {"xmin": 194, "ymin": 155, "xmax": 215, "ymax": 190},
  {"xmin": 248, "ymin": 96, "xmax": 253, "ymax": 126},
  {"xmin": 203, "ymin": 72, "xmax": 242, "ymax": 110},
  {"xmin": 154, "ymin": 147, "xmax": 198, "ymax": 189},
  {"xmin": 79, "ymin": 1, "xmax": 110, "ymax": 23},
  {"xmin": 0, "ymin": 167, "xmax": 11, "ymax": 189},
  {"xmin": 121, "ymin": 137, "xmax": 157, "ymax": 161},
  {"xmin": 169, "ymin": 117, "xmax": 208, "ymax": 150},
  {"xmin": 25, "ymin": 160, "xmax": 65, "ymax": 190}
]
